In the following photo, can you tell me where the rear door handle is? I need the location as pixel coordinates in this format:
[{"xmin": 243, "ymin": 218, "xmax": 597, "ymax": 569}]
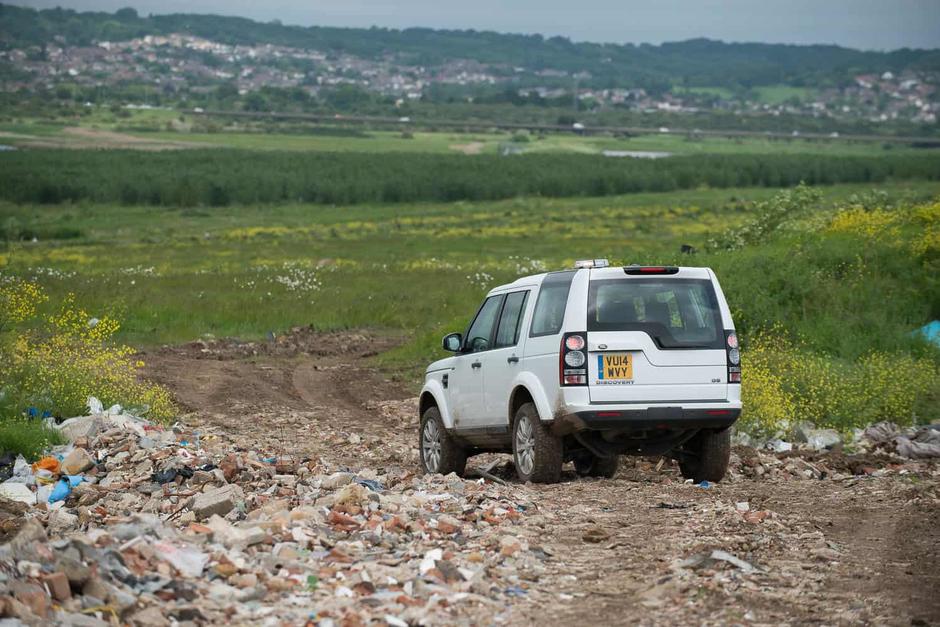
[
  {"xmin": 507, "ymin": 355, "xmax": 519, "ymax": 364},
  {"xmin": 471, "ymin": 361, "xmax": 482, "ymax": 369}
]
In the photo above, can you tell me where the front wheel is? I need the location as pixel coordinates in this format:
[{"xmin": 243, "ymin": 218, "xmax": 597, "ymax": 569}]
[
  {"xmin": 678, "ymin": 428, "xmax": 731, "ymax": 483},
  {"xmin": 419, "ymin": 407, "xmax": 466, "ymax": 476},
  {"xmin": 512, "ymin": 402, "xmax": 562, "ymax": 483}
]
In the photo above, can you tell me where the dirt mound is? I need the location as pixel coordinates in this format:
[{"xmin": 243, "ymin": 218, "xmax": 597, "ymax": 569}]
[
  {"xmin": 165, "ymin": 327, "xmax": 401, "ymax": 360},
  {"xmin": 735, "ymin": 445, "xmax": 910, "ymax": 477}
]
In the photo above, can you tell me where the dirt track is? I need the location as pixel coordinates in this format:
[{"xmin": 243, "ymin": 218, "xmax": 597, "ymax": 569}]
[{"xmin": 141, "ymin": 330, "xmax": 940, "ymax": 625}]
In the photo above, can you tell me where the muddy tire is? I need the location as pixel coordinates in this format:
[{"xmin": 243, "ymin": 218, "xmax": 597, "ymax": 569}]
[
  {"xmin": 574, "ymin": 453, "xmax": 620, "ymax": 478},
  {"xmin": 512, "ymin": 402, "xmax": 562, "ymax": 483},
  {"xmin": 419, "ymin": 406, "xmax": 466, "ymax": 477},
  {"xmin": 679, "ymin": 428, "xmax": 731, "ymax": 483}
]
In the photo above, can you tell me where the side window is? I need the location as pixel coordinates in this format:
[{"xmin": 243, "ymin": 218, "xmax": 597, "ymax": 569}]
[
  {"xmin": 529, "ymin": 271, "xmax": 576, "ymax": 337},
  {"xmin": 494, "ymin": 291, "xmax": 529, "ymax": 348},
  {"xmin": 464, "ymin": 295, "xmax": 504, "ymax": 353}
]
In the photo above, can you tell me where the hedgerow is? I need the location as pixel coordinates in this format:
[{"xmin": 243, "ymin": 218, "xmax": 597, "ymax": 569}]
[{"xmin": 1, "ymin": 150, "xmax": 939, "ymax": 207}]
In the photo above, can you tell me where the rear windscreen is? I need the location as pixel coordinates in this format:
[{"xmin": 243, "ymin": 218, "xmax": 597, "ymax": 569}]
[{"xmin": 587, "ymin": 278, "xmax": 724, "ymax": 349}]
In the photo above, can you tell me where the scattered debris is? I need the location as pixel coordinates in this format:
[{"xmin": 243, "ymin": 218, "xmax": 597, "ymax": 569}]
[
  {"xmin": 863, "ymin": 422, "xmax": 940, "ymax": 458},
  {"xmin": 0, "ymin": 347, "xmax": 937, "ymax": 624},
  {"xmin": 679, "ymin": 549, "xmax": 761, "ymax": 574},
  {"xmin": 0, "ymin": 398, "xmax": 544, "ymax": 624}
]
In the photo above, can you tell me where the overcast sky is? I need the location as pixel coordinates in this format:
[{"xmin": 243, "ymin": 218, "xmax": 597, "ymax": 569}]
[{"xmin": 9, "ymin": 0, "xmax": 940, "ymax": 51}]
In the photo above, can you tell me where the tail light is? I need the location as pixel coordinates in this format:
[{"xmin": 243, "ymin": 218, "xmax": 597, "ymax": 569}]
[
  {"xmin": 725, "ymin": 330, "xmax": 741, "ymax": 383},
  {"xmin": 560, "ymin": 332, "xmax": 588, "ymax": 386}
]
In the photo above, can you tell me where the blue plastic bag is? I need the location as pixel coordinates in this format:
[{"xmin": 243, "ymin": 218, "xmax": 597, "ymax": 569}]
[{"xmin": 48, "ymin": 475, "xmax": 85, "ymax": 503}]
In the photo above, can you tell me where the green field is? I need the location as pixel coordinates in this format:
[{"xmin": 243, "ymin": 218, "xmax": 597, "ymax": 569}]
[
  {"xmin": 0, "ymin": 187, "xmax": 769, "ymax": 345},
  {"xmin": 751, "ymin": 85, "xmax": 814, "ymax": 104},
  {"xmin": 676, "ymin": 85, "xmax": 813, "ymax": 104},
  {"xmin": 3, "ymin": 164, "xmax": 939, "ymax": 434},
  {"xmin": 2, "ymin": 180, "xmax": 938, "ymax": 355},
  {"xmin": 2, "ymin": 110, "xmax": 937, "ymax": 157}
]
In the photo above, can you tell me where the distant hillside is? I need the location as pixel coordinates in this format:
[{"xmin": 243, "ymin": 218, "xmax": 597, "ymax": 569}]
[{"xmin": 2, "ymin": 3, "xmax": 939, "ymax": 90}]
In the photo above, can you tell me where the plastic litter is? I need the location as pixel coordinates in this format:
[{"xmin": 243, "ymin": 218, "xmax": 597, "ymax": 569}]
[
  {"xmin": 803, "ymin": 428, "xmax": 842, "ymax": 451},
  {"xmin": 31, "ymin": 456, "xmax": 60, "ymax": 476},
  {"xmin": 697, "ymin": 480, "xmax": 712, "ymax": 489},
  {"xmin": 151, "ymin": 467, "xmax": 194, "ymax": 484},
  {"xmin": 913, "ymin": 320, "xmax": 940, "ymax": 347},
  {"xmin": 354, "ymin": 478, "xmax": 384, "ymax": 492},
  {"xmin": 87, "ymin": 396, "xmax": 104, "ymax": 415},
  {"xmin": 153, "ymin": 541, "xmax": 208, "ymax": 578},
  {"xmin": 680, "ymin": 549, "xmax": 760, "ymax": 573},
  {"xmin": 87, "ymin": 396, "xmax": 124, "ymax": 417},
  {"xmin": 5, "ymin": 455, "xmax": 34, "ymax": 485},
  {"xmin": 48, "ymin": 476, "xmax": 84, "ymax": 503}
]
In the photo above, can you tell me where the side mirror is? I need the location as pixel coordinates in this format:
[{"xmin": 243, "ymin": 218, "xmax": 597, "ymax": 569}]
[{"xmin": 442, "ymin": 333, "xmax": 463, "ymax": 352}]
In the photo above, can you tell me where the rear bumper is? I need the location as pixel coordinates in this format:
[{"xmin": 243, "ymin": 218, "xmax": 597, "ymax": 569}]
[{"xmin": 554, "ymin": 403, "xmax": 740, "ymax": 433}]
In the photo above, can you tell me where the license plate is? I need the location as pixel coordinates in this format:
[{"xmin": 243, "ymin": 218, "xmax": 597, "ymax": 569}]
[{"xmin": 596, "ymin": 353, "xmax": 633, "ymax": 384}]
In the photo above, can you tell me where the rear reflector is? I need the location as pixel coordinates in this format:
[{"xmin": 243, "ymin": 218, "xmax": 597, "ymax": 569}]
[
  {"xmin": 706, "ymin": 409, "xmax": 731, "ymax": 416},
  {"xmin": 624, "ymin": 265, "xmax": 680, "ymax": 275},
  {"xmin": 596, "ymin": 411, "xmax": 621, "ymax": 417}
]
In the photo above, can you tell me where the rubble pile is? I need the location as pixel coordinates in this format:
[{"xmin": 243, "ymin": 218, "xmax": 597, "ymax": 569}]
[
  {"xmin": 861, "ymin": 421, "xmax": 940, "ymax": 459},
  {"xmin": 0, "ymin": 402, "xmax": 543, "ymax": 625},
  {"xmin": 1, "ymin": 394, "xmax": 938, "ymax": 625}
]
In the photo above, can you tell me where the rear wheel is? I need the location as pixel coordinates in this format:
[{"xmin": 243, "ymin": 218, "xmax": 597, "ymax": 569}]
[
  {"xmin": 512, "ymin": 402, "xmax": 562, "ymax": 483},
  {"xmin": 678, "ymin": 428, "xmax": 731, "ymax": 483},
  {"xmin": 419, "ymin": 407, "xmax": 466, "ymax": 476},
  {"xmin": 574, "ymin": 453, "xmax": 620, "ymax": 478}
]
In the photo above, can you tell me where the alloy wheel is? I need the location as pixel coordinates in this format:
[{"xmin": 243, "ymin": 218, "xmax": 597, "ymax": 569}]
[
  {"xmin": 422, "ymin": 418, "xmax": 442, "ymax": 472},
  {"xmin": 515, "ymin": 414, "xmax": 535, "ymax": 476}
]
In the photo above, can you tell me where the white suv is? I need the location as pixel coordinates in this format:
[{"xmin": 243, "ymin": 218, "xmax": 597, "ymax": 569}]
[{"xmin": 419, "ymin": 260, "xmax": 742, "ymax": 484}]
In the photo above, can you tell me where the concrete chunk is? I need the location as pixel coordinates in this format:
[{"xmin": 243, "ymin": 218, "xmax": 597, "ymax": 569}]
[{"xmin": 191, "ymin": 484, "xmax": 244, "ymax": 520}]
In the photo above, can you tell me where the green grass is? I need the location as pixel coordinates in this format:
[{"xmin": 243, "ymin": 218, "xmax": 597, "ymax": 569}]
[
  {"xmin": 751, "ymin": 85, "xmax": 813, "ymax": 104},
  {"xmin": 670, "ymin": 85, "xmax": 813, "ymax": 105},
  {"xmin": 2, "ymin": 177, "xmax": 938, "ymax": 430},
  {"xmin": 2, "ymin": 181, "xmax": 938, "ymax": 358},
  {"xmin": 675, "ymin": 86, "xmax": 736, "ymax": 99},
  {"xmin": 0, "ymin": 419, "xmax": 64, "ymax": 461},
  {"xmin": 0, "ymin": 121, "xmax": 66, "ymax": 137}
]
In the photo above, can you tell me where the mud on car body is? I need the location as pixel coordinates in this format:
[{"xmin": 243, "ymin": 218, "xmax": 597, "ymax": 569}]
[{"xmin": 419, "ymin": 260, "xmax": 741, "ymax": 483}]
